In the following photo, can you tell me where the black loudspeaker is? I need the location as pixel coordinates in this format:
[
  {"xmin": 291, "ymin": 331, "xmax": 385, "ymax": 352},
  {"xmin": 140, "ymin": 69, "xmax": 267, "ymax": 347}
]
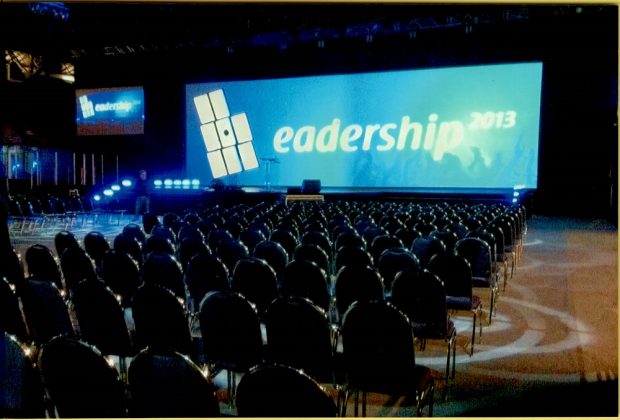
[{"xmin": 301, "ymin": 179, "xmax": 321, "ymax": 194}]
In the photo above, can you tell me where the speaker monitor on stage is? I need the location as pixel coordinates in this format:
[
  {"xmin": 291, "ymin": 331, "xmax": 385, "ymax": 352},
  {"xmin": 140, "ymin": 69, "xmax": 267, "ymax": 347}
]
[{"xmin": 301, "ymin": 179, "xmax": 321, "ymax": 194}]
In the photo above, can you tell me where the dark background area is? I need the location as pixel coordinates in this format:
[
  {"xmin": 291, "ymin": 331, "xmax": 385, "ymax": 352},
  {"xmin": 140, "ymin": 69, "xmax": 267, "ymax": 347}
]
[{"xmin": 0, "ymin": 3, "xmax": 617, "ymax": 219}]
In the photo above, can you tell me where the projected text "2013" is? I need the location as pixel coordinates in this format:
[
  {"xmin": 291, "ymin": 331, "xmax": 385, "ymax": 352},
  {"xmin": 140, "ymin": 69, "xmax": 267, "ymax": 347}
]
[{"xmin": 274, "ymin": 111, "xmax": 517, "ymax": 161}]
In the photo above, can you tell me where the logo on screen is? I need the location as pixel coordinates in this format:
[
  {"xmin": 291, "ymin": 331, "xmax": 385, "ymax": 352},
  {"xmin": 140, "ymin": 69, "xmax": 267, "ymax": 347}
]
[
  {"xmin": 79, "ymin": 95, "xmax": 95, "ymax": 119},
  {"xmin": 193, "ymin": 89, "xmax": 258, "ymax": 179}
]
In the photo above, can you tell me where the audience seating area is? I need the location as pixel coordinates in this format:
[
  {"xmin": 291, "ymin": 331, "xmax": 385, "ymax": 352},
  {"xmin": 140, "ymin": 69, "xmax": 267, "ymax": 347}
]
[{"xmin": 0, "ymin": 198, "xmax": 526, "ymax": 417}]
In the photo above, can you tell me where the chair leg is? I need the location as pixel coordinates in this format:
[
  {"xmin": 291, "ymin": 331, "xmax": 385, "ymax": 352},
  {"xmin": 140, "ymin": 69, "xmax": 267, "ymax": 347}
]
[
  {"xmin": 354, "ymin": 389, "xmax": 359, "ymax": 417},
  {"xmin": 362, "ymin": 390, "xmax": 367, "ymax": 417}
]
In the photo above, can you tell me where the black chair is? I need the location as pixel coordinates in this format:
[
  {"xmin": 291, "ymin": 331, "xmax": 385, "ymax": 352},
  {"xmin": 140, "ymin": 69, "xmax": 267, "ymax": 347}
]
[
  {"xmin": 100, "ymin": 249, "xmax": 141, "ymax": 307},
  {"xmin": 340, "ymin": 300, "xmax": 435, "ymax": 417},
  {"xmin": 428, "ymin": 253, "xmax": 483, "ymax": 355},
  {"xmin": 216, "ymin": 239, "xmax": 250, "ymax": 273},
  {"xmin": 198, "ymin": 290, "xmax": 263, "ymax": 404},
  {"xmin": 411, "ymin": 236, "xmax": 447, "ymax": 268},
  {"xmin": 83, "ymin": 231, "xmax": 110, "ymax": 269},
  {"xmin": 54, "ymin": 230, "xmax": 80, "ymax": 260},
  {"xmin": 24, "ymin": 243, "xmax": 64, "ymax": 292},
  {"xmin": 239, "ymin": 228, "xmax": 267, "ymax": 254},
  {"xmin": 487, "ymin": 223, "xmax": 514, "ymax": 288},
  {"xmin": 230, "ymin": 257, "xmax": 278, "ymax": 318},
  {"xmin": 0, "ymin": 246, "xmax": 26, "ymax": 293},
  {"xmin": 391, "ymin": 269, "xmax": 457, "ymax": 392},
  {"xmin": 334, "ymin": 265, "xmax": 384, "ymax": 323},
  {"xmin": 270, "ymin": 228, "xmax": 298, "ymax": 259},
  {"xmin": 38, "ymin": 336, "xmax": 127, "ymax": 418},
  {"xmin": 430, "ymin": 230, "xmax": 459, "ymax": 254},
  {"xmin": 334, "ymin": 230, "xmax": 366, "ymax": 252},
  {"xmin": 292, "ymin": 243, "xmax": 331, "ymax": 274},
  {"xmin": 361, "ymin": 226, "xmax": 388, "ymax": 251},
  {"xmin": 150, "ymin": 225, "xmax": 177, "ymax": 246},
  {"xmin": 177, "ymin": 236, "xmax": 211, "ymax": 270},
  {"xmin": 264, "ymin": 296, "xmax": 336, "ymax": 384},
  {"xmin": 122, "ymin": 223, "xmax": 147, "ymax": 246},
  {"xmin": 455, "ymin": 237, "xmax": 498, "ymax": 324},
  {"xmin": 301, "ymin": 230, "xmax": 333, "ymax": 260},
  {"xmin": 59, "ymin": 246, "xmax": 99, "ymax": 297},
  {"xmin": 143, "ymin": 234, "xmax": 176, "ymax": 256},
  {"xmin": 128, "ymin": 348, "xmax": 220, "ymax": 418},
  {"xmin": 141, "ymin": 212, "xmax": 160, "ymax": 235},
  {"xmin": 334, "ymin": 245, "xmax": 373, "ymax": 273},
  {"xmin": 142, "ymin": 251, "xmax": 187, "ymax": 302},
  {"xmin": 0, "ymin": 278, "xmax": 29, "ymax": 342},
  {"xmin": 253, "ymin": 240, "xmax": 289, "ymax": 276},
  {"xmin": 72, "ymin": 279, "xmax": 134, "ymax": 374},
  {"xmin": 207, "ymin": 227, "xmax": 234, "ymax": 253},
  {"xmin": 369, "ymin": 234, "xmax": 404, "ymax": 264},
  {"xmin": 395, "ymin": 227, "xmax": 422, "ymax": 250},
  {"xmin": 0, "ymin": 332, "xmax": 45, "ymax": 418},
  {"xmin": 131, "ymin": 284, "xmax": 194, "ymax": 357},
  {"xmin": 279, "ymin": 259, "xmax": 331, "ymax": 313},
  {"xmin": 236, "ymin": 363, "xmax": 338, "ymax": 417},
  {"xmin": 185, "ymin": 253, "xmax": 230, "ymax": 310},
  {"xmin": 376, "ymin": 248, "xmax": 421, "ymax": 293},
  {"xmin": 20, "ymin": 279, "xmax": 75, "ymax": 344},
  {"xmin": 113, "ymin": 232, "xmax": 144, "ymax": 267}
]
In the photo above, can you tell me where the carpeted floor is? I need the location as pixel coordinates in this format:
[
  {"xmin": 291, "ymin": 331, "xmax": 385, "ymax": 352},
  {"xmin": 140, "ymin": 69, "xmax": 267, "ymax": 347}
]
[{"xmin": 8, "ymin": 213, "xmax": 618, "ymax": 417}]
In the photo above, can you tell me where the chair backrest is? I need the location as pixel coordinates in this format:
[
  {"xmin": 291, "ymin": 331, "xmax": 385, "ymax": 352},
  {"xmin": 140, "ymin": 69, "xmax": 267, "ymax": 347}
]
[
  {"xmin": 142, "ymin": 251, "xmax": 186, "ymax": 300},
  {"xmin": 177, "ymin": 236, "xmax": 211, "ymax": 269},
  {"xmin": 100, "ymin": 249, "xmax": 141, "ymax": 307},
  {"xmin": 198, "ymin": 290, "xmax": 263, "ymax": 372},
  {"xmin": 0, "ymin": 278, "xmax": 28, "ymax": 342},
  {"xmin": 341, "ymin": 300, "xmax": 417, "ymax": 393},
  {"xmin": 410, "ymin": 236, "xmax": 447, "ymax": 268},
  {"xmin": 20, "ymin": 279, "xmax": 75, "ymax": 344},
  {"xmin": 231, "ymin": 257, "xmax": 278, "ymax": 317},
  {"xmin": 151, "ymin": 225, "xmax": 177, "ymax": 245},
  {"xmin": 428, "ymin": 253, "xmax": 474, "ymax": 304},
  {"xmin": 25, "ymin": 244, "xmax": 64, "ymax": 290},
  {"xmin": 429, "ymin": 230, "xmax": 459, "ymax": 254},
  {"xmin": 122, "ymin": 223, "xmax": 147, "ymax": 246},
  {"xmin": 334, "ymin": 265, "xmax": 384, "ymax": 320},
  {"xmin": 113, "ymin": 232, "xmax": 144, "ymax": 267},
  {"xmin": 377, "ymin": 248, "xmax": 421, "ymax": 292},
  {"xmin": 300, "ymin": 231, "xmax": 332, "ymax": 259},
  {"xmin": 361, "ymin": 225, "xmax": 388, "ymax": 250},
  {"xmin": 54, "ymin": 230, "xmax": 80, "ymax": 259},
  {"xmin": 391, "ymin": 269, "xmax": 449, "ymax": 332},
  {"xmin": 128, "ymin": 348, "xmax": 219, "ymax": 418},
  {"xmin": 454, "ymin": 237, "xmax": 492, "ymax": 279},
  {"xmin": 0, "ymin": 333, "xmax": 45, "ymax": 418},
  {"xmin": 38, "ymin": 336, "xmax": 127, "ymax": 418},
  {"xmin": 60, "ymin": 246, "xmax": 98, "ymax": 296},
  {"xmin": 292, "ymin": 243, "xmax": 330, "ymax": 274},
  {"xmin": 369, "ymin": 234, "xmax": 405, "ymax": 264},
  {"xmin": 72, "ymin": 279, "xmax": 133, "ymax": 356},
  {"xmin": 216, "ymin": 238, "xmax": 250, "ymax": 272},
  {"xmin": 131, "ymin": 284, "xmax": 193, "ymax": 355},
  {"xmin": 394, "ymin": 227, "xmax": 422, "ymax": 249},
  {"xmin": 144, "ymin": 234, "xmax": 176, "ymax": 256},
  {"xmin": 142, "ymin": 212, "xmax": 160, "ymax": 234},
  {"xmin": 185, "ymin": 253, "xmax": 229, "ymax": 307},
  {"xmin": 236, "ymin": 363, "xmax": 337, "ymax": 417},
  {"xmin": 83, "ymin": 231, "xmax": 110, "ymax": 268},
  {"xmin": 264, "ymin": 296, "xmax": 334, "ymax": 382},
  {"xmin": 335, "ymin": 230, "xmax": 366, "ymax": 252},
  {"xmin": 239, "ymin": 228, "xmax": 267, "ymax": 253},
  {"xmin": 270, "ymin": 228, "xmax": 298, "ymax": 258},
  {"xmin": 334, "ymin": 245, "xmax": 373, "ymax": 272},
  {"xmin": 279, "ymin": 259, "xmax": 331, "ymax": 312},
  {"xmin": 253, "ymin": 239, "xmax": 289, "ymax": 276},
  {"xmin": 0, "ymin": 246, "xmax": 26, "ymax": 293}
]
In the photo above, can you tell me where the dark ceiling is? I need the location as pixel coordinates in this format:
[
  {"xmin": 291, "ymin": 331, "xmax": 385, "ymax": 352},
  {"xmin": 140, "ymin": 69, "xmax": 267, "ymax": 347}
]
[{"xmin": 1, "ymin": 2, "xmax": 611, "ymax": 62}]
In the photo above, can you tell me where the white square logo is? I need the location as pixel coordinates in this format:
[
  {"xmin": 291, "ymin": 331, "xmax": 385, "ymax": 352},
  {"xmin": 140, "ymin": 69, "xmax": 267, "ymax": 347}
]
[{"xmin": 193, "ymin": 89, "xmax": 258, "ymax": 178}]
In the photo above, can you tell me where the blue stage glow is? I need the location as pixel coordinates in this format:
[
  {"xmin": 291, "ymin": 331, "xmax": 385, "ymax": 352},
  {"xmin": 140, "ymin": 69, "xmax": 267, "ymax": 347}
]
[
  {"xmin": 186, "ymin": 62, "xmax": 542, "ymax": 191},
  {"xmin": 103, "ymin": 189, "xmax": 114, "ymax": 196},
  {"xmin": 93, "ymin": 194, "xmax": 101, "ymax": 201},
  {"xmin": 122, "ymin": 179, "xmax": 132, "ymax": 187},
  {"xmin": 111, "ymin": 184, "xmax": 121, "ymax": 191}
]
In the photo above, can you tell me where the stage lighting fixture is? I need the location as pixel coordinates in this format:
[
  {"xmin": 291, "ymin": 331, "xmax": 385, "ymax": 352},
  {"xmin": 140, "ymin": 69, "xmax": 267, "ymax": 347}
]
[
  {"xmin": 93, "ymin": 194, "xmax": 101, "ymax": 201},
  {"xmin": 163, "ymin": 179, "xmax": 173, "ymax": 186},
  {"xmin": 122, "ymin": 179, "xmax": 132, "ymax": 187},
  {"xmin": 173, "ymin": 179, "xmax": 182, "ymax": 186},
  {"xmin": 191, "ymin": 179, "xmax": 200, "ymax": 186},
  {"xmin": 111, "ymin": 184, "xmax": 121, "ymax": 191},
  {"xmin": 182, "ymin": 179, "xmax": 190, "ymax": 186},
  {"xmin": 513, "ymin": 191, "xmax": 520, "ymax": 197},
  {"xmin": 153, "ymin": 179, "xmax": 163, "ymax": 187},
  {"xmin": 512, "ymin": 198, "xmax": 518, "ymax": 204},
  {"xmin": 103, "ymin": 189, "xmax": 114, "ymax": 196}
]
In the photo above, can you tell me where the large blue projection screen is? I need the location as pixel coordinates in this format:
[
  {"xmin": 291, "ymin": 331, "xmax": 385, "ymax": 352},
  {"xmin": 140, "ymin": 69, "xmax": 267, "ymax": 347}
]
[{"xmin": 186, "ymin": 63, "xmax": 542, "ymax": 191}]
